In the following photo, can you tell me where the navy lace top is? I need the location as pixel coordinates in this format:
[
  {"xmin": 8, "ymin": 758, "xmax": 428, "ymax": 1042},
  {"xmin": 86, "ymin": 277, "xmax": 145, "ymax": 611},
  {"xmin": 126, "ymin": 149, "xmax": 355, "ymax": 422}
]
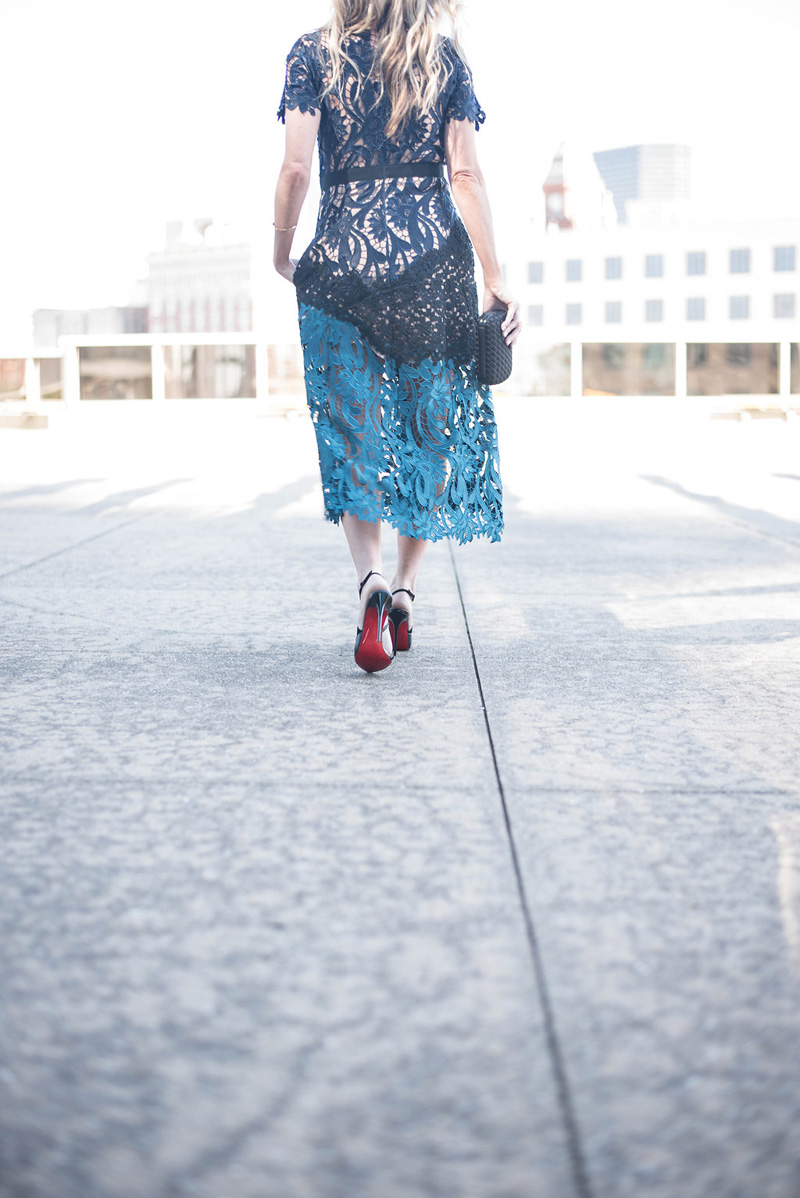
[{"xmin": 278, "ymin": 30, "xmax": 486, "ymax": 181}]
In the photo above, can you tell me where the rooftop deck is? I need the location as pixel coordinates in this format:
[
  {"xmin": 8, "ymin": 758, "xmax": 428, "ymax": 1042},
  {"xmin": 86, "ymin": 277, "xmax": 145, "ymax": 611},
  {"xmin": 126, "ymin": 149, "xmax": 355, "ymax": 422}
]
[{"xmin": 1, "ymin": 397, "xmax": 799, "ymax": 1196}]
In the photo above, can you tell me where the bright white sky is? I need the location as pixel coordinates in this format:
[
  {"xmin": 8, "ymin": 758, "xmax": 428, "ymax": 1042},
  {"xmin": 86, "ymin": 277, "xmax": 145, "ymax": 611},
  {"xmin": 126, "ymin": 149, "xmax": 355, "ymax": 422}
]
[{"xmin": 2, "ymin": 0, "xmax": 798, "ymax": 344}]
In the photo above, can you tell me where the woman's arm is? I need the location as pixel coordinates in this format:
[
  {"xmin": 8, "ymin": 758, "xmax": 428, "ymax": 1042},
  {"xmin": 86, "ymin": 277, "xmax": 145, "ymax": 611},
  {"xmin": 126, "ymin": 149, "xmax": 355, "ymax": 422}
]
[
  {"xmin": 444, "ymin": 118, "xmax": 520, "ymax": 346},
  {"xmin": 273, "ymin": 107, "xmax": 320, "ymax": 282}
]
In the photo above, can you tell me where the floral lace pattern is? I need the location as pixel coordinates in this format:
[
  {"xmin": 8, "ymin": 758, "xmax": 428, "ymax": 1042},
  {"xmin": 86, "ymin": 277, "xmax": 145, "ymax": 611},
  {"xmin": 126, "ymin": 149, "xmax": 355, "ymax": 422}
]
[
  {"xmin": 294, "ymin": 217, "xmax": 480, "ymax": 368},
  {"xmin": 298, "ymin": 303, "xmax": 503, "ymax": 543},
  {"xmin": 278, "ymin": 28, "xmax": 502, "ymax": 543},
  {"xmin": 277, "ymin": 29, "xmax": 487, "ymax": 170}
]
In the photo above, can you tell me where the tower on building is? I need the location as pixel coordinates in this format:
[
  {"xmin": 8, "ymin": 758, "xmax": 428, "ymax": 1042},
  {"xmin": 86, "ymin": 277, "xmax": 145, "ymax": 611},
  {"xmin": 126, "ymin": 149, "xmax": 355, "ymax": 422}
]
[{"xmin": 543, "ymin": 142, "xmax": 617, "ymax": 231}]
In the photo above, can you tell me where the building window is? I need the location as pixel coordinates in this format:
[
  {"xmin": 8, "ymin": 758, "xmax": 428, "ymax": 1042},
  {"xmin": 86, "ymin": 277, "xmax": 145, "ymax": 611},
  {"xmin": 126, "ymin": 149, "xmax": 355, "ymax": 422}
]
[
  {"xmin": 774, "ymin": 246, "xmax": 796, "ymax": 272},
  {"xmin": 687, "ymin": 297, "xmax": 706, "ymax": 321},
  {"xmin": 602, "ymin": 344, "xmax": 625, "ymax": 368},
  {"xmin": 643, "ymin": 344, "xmax": 667, "ymax": 368},
  {"xmin": 688, "ymin": 343, "xmax": 708, "ymax": 367},
  {"xmin": 729, "ymin": 295, "xmax": 750, "ymax": 319},
  {"xmin": 605, "ymin": 301, "xmax": 622, "ymax": 323},
  {"xmin": 774, "ymin": 293, "xmax": 796, "ymax": 318},
  {"xmin": 605, "ymin": 256, "xmax": 622, "ymax": 280},
  {"xmin": 727, "ymin": 343, "xmax": 751, "ymax": 366},
  {"xmin": 645, "ymin": 299, "xmax": 664, "ymax": 322},
  {"xmin": 528, "ymin": 304, "xmax": 544, "ymax": 326},
  {"xmin": 729, "ymin": 248, "xmax": 751, "ymax": 273},
  {"xmin": 528, "ymin": 261, "xmax": 544, "ymax": 284},
  {"xmin": 565, "ymin": 303, "xmax": 582, "ymax": 325},
  {"xmin": 565, "ymin": 259, "xmax": 582, "ymax": 282},
  {"xmin": 687, "ymin": 251, "xmax": 706, "ymax": 276},
  {"xmin": 645, "ymin": 254, "xmax": 664, "ymax": 278}
]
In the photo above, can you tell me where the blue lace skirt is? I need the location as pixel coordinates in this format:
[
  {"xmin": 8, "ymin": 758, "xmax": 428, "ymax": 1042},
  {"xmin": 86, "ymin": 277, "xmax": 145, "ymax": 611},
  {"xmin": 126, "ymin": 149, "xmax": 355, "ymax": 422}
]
[{"xmin": 294, "ymin": 200, "xmax": 503, "ymax": 544}]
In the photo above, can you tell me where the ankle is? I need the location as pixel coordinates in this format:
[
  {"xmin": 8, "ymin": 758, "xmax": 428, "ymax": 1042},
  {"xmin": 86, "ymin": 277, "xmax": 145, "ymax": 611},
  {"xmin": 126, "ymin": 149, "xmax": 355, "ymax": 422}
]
[
  {"xmin": 390, "ymin": 573, "xmax": 416, "ymax": 592},
  {"xmin": 358, "ymin": 568, "xmax": 386, "ymax": 595},
  {"xmin": 389, "ymin": 582, "xmax": 416, "ymax": 615}
]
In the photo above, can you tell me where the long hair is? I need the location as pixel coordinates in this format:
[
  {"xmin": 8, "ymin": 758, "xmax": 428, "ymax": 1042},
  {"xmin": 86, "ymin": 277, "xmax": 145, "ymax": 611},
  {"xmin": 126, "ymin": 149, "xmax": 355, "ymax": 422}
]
[{"xmin": 322, "ymin": 0, "xmax": 467, "ymax": 138}]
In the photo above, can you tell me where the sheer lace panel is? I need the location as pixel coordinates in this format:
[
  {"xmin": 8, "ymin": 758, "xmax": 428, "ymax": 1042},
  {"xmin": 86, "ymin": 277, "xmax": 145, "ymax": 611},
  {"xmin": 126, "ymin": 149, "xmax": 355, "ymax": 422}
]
[
  {"xmin": 294, "ymin": 216, "xmax": 480, "ymax": 367},
  {"xmin": 298, "ymin": 303, "xmax": 503, "ymax": 543}
]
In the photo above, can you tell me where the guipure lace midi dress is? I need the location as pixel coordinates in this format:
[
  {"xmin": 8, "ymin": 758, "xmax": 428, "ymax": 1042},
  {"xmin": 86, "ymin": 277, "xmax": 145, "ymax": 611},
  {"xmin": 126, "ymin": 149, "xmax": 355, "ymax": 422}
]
[{"xmin": 277, "ymin": 28, "xmax": 503, "ymax": 543}]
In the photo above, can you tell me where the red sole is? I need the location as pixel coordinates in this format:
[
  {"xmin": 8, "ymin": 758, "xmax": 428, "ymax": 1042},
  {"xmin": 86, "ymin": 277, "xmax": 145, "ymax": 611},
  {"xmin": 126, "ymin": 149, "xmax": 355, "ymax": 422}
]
[
  {"xmin": 355, "ymin": 606, "xmax": 393, "ymax": 673},
  {"xmin": 394, "ymin": 621, "xmax": 410, "ymax": 652}
]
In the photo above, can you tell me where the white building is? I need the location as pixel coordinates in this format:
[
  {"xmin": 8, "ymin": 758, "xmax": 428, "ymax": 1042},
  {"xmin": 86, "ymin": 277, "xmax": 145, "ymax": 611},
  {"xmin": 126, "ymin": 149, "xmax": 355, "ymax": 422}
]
[
  {"xmin": 511, "ymin": 215, "xmax": 798, "ymax": 340},
  {"xmin": 505, "ymin": 143, "xmax": 799, "ymax": 397},
  {"xmin": 148, "ymin": 218, "xmax": 253, "ymax": 334}
]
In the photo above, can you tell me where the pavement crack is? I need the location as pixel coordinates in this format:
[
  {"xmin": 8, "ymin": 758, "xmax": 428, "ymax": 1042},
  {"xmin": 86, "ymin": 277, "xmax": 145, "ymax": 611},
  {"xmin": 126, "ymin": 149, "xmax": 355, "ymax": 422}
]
[
  {"xmin": 448, "ymin": 543, "xmax": 594, "ymax": 1198},
  {"xmin": 0, "ymin": 515, "xmax": 148, "ymax": 580}
]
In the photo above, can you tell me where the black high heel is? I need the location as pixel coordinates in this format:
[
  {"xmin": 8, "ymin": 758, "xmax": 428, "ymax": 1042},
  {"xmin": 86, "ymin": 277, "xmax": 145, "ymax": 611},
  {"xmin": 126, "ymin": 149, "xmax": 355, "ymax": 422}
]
[
  {"xmin": 354, "ymin": 570, "xmax": 394, "ymax": 673},
  {"xmin": 388, "ymin": 588, "xmax": 415, "ymax": 652}
]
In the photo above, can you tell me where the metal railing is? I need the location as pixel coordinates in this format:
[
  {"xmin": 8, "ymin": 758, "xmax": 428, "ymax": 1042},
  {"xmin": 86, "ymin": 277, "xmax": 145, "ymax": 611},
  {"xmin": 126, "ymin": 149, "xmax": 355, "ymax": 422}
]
[{"xmin": 1, "ymin": 333, "xmax": 798, "ymax": 407}]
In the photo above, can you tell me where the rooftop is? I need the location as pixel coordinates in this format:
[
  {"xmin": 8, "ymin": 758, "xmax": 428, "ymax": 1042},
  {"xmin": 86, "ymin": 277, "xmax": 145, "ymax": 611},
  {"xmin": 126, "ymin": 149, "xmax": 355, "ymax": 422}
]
[{"xmin": 1, "ymin": 398, "xmax": 799, "ymax": 1193}]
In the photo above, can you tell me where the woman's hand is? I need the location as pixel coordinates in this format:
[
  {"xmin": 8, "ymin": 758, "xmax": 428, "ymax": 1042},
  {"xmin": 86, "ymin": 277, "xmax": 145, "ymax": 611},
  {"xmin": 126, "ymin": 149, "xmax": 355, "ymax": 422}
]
[
  {"xmin": 483, "ymin": 279, "xmax": 521, "ymax": 346},
  {"xmin": 274, "ymin": 258, "xmax": 298, "ymax": 284}
]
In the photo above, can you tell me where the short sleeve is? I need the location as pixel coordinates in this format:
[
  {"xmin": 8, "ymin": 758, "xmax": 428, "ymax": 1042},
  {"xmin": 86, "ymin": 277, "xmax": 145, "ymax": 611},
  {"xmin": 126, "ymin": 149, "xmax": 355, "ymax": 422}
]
[
  {"xmin": 277, "ymin": 34, "xmax": 322, "ymax": 123},
  {"xmin": 443, "ymin": 49, "xmax": 486, "ymax": 130}
]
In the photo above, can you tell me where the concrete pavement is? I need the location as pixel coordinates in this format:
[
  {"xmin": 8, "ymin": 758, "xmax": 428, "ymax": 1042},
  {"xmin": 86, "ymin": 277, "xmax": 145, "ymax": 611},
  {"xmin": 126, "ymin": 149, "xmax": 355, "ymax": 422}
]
[{"xmin": 1, "ymin": 397, "xmax": 799, "ymax": 1197}]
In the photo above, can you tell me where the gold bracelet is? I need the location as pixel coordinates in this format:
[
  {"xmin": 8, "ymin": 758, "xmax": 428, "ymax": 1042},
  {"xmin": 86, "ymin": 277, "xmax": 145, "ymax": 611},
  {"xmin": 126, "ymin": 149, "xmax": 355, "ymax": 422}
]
[{"xmin": 273, "ymin": 222, "xmax": 297, "ymax": 232}]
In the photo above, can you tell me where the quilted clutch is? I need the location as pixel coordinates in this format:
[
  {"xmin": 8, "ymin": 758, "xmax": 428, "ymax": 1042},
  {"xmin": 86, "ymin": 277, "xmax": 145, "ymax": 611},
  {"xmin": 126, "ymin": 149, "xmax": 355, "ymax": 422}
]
[{"xmin": 476, "ymin": 309, "xmax": 513, "ymax": 386}]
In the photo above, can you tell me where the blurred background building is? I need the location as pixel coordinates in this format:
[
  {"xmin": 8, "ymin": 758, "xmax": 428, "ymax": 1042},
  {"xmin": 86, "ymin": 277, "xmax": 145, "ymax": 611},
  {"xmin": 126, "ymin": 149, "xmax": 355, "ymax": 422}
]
[
  {"xmin": 593, "ymin": 143, "xmax": 692, "ymax": 227},
  {"xmin": 6, "ymin": 143, "xmax": 800, "ymax": 410},
  {"xmin": 33, "ymin": 217, "xmax": 255, "ymax": 346},
  {"xmin": 33, "ymin": 302, "xmax": 148, "ymax": 348},
  {"xmin": 543, "ymin": 142, "xmax": 619, "ymax": 231},
  {"xmin": 147, "ymin": 218, "xmax": 254, "ymax": 334},
  {"xmin": 504, "ymin": 141, "xmax": 799, "ymax": 397}
]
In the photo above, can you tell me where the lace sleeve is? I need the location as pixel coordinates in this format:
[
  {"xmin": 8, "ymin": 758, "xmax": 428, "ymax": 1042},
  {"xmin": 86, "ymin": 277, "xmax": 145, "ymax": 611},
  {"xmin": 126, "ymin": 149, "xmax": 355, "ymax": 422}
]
[
  {"xmin": 443, "ymin": 50, "xmax": 486, "ymax": 131},
  {"xmin": 277, "ymin": 33, "xmax": 322, "ymax": 123}
]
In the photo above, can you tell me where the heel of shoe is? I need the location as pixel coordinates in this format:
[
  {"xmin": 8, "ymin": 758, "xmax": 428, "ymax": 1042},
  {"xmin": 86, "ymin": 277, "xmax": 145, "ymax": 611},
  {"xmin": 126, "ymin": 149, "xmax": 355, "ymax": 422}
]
[
  {"xmin": 354, "ymin": 590, "xmax": 394, "ymax": 673},
  {"xmin": 389, "ymin": 587, "xmax": 415, "ymax": 652},
  {"xmin": 389, "ymin": 608, "xmax": 412, "ymax": 652}
]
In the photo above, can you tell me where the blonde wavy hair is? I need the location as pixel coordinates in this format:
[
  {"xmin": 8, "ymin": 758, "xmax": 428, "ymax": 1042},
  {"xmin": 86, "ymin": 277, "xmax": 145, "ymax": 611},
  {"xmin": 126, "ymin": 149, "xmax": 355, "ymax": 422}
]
[{"xmin": 322, "ymin": 0, "xmax": 468, "ymax": 138}]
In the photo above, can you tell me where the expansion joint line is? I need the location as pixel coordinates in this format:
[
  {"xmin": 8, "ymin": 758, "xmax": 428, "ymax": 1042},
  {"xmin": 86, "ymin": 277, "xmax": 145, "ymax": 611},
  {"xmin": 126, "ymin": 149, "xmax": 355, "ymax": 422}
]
[
  {"xmin": 448, "ymin": 543, "xmax": 593, "ymax": 1198},
  {"xmin": 0, "ymin": 515, "xmax": 147, "ymax": 581}
]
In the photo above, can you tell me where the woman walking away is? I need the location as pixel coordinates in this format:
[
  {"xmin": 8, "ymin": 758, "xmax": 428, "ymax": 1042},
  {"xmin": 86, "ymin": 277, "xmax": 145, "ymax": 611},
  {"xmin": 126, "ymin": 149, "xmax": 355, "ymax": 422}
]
[{"xmin": 274, "ymin": 0, "xmax": 520, "ymax": 673}]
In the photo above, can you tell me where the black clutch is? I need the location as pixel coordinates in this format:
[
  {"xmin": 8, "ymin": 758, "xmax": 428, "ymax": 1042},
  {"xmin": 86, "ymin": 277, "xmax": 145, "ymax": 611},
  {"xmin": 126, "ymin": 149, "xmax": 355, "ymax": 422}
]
[{"xmin": 476, "ymin": 309, "xmax": 512, "ymax": 386}]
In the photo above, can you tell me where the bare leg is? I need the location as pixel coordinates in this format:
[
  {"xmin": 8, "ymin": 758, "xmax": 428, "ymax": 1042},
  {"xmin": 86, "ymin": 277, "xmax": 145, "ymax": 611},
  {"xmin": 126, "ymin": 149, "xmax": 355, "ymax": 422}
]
[
  {"xmin": 390, "ymin": 533, "xmax": 428, "ymax": 629},
  {"xmin": 341, "ymin": 513, "xmax": 387, "ymax": 624}
]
